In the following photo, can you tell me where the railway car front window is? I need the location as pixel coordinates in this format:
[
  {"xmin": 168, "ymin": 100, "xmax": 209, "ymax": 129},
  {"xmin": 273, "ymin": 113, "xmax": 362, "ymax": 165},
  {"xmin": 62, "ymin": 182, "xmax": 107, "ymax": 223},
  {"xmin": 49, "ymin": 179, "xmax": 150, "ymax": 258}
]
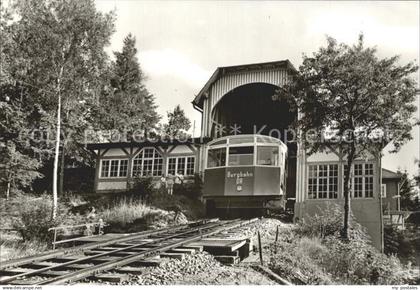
[
  {"xmin": 257, "ymin": 146, "xmax": 279, "ymax": 166},
  {"xmin": 228, "ymin": 146, "xmax": 254, "ymax": 166},
  {"xmin": 207, "ymin": 148, "xmax": 226, "ymax": 168}
]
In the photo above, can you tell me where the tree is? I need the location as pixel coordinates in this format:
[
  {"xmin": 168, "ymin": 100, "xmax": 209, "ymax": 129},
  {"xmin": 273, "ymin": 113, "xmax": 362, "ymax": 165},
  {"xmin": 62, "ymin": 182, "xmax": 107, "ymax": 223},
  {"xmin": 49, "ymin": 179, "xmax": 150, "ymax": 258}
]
[
  {"xmin": 397, "ymin": 171, "xmax": 418, "ymax": 211},
  {"xmin": 5, "ymin": 0, "xmax": 115, "ymax": 217},
  {"xmin": 97, "ymin": 34, "xmax": 160, "ymax": 136},
  {"xmin": 415, "ymin": 159, "xmax": 420, "ymax": 188},
  {"xmin": 282, "ymin": 35, "xmax": 418, "ymax": 240},
  {"xmin": 0, "ymin": 6, "xmax": 47, "ymax": 197},
  {"xmin": 164, "ymin": 105, "xmax": 191, "ymax": 139}
]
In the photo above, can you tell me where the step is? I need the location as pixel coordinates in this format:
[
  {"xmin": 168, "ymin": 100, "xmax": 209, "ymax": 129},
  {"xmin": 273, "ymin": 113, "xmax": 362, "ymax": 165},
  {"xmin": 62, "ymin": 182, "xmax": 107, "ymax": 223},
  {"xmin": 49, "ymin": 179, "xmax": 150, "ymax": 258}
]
[
  {"xmin": 89, "ymin": 273, "xmax": 129, "ymax": 283},
  {"xmin": 38, "ymin": 270, "xmax": 72, "ymax": 277},
  {"xmin": 169, "ymin": 248, "xmax": 196, "ymax": 254},
  {"xmin": 48, "ymin": 255, "xmax": 87, "ymax": 263},
  {"xmin": 160, "ymin": 253, "xmax": 185, "ymax": 260},
  {"xmin": 186, "ymin": 239, "xmax": 247, "ymax": 252},
  {"xmin": 214, "ymin": 255, "xmax": 240, "ymax": 265},
  {"xmin": 130, "ymin": 258, "xmax": 162, "ymax": 267},
  {"xmin": 95, "ymin": 247, "xmax": 127, "ymax": 251},
  {"xmin": 179, "ymin": 245, "xmax": 203, "ymax": 252},
  {"xmin": 60, "ymin": 263, "xmax": 92, "ymax": 270},
  {"xmin": 0, "ymin": 267, "xmax": 33, "ymax": 276},
  {"xmin": 115, "ymin": 266, "xmax": 143, "ymax": 275},
  {"xmin": 84, "ymin": 250, "xmax": 139, "ymax": 256},
  {"xmin": 22, "ymin": 262, "xmax": 60, "ymax": 269},
  {"xmin": 86, "ymin": 256, "xmax": 119, "ymax": 264}
]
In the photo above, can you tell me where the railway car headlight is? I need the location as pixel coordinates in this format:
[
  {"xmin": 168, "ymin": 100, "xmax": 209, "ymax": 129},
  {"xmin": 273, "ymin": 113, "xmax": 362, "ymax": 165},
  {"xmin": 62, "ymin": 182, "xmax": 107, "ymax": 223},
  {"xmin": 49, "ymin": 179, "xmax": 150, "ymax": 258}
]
[{"xmin": 237, "ymin": 185, "xmax": 242, "ymax": 191}]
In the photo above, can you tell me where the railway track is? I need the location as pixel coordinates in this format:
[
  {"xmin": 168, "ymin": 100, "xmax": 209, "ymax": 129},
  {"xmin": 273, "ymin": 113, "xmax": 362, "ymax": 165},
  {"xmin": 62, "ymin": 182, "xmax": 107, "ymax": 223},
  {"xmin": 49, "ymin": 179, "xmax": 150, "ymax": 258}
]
[{"xmin": 0, "ymin": 218, "xmax": 257, "ymax": 285}]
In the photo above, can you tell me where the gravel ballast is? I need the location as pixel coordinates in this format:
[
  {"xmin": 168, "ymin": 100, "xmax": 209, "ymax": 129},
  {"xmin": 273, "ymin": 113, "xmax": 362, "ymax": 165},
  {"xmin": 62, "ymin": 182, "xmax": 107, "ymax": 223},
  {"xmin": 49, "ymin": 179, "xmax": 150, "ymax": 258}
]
[{"xmin": 119, "ymin": 218, "xmax": 293, "ymax": 285}]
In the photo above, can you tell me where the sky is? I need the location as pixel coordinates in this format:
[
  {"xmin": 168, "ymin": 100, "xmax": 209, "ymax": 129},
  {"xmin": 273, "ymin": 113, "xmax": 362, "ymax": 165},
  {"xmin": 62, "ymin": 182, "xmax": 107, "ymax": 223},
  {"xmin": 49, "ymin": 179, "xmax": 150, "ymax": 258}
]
[{"xmin": 95, "ymin": 0, "xmax": 419, "ymax": 177}]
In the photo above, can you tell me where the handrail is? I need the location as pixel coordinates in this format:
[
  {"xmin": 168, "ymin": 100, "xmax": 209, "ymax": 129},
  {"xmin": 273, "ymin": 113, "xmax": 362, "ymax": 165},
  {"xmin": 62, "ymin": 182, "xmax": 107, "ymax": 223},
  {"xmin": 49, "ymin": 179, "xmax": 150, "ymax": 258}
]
[
  {"xmin": 48, "ymin": 222, "xmax": 104, "ymax": 231},
  {"xmin": 48, "ymin": 219, "xmax": 106, "ymax": 250}
]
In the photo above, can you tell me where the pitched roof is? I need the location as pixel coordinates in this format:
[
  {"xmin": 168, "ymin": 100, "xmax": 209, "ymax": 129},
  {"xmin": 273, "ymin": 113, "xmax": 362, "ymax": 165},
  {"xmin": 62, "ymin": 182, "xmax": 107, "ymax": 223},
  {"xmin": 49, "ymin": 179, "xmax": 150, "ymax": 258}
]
[
  {"xmin": 382, "ymin": 168, "xmax": 402, "ymax": 180},
  {"xmin": 192, "ymin": 60, "xmax": 297, "ymax": 110},
  {"xmin": 85, "ymin": 137, "xmax": 211, "ymax": 151}
]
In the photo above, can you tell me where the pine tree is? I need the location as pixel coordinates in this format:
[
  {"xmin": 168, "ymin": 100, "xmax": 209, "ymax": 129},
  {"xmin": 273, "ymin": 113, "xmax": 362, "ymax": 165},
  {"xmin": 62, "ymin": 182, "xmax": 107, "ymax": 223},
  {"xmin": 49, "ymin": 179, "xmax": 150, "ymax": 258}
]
[
  {"xmin": 164, "ymin": 105, "xmax": 191, "ymax": 139},
  {"xmin": 98, "ymin": 34, "xmax": 160, "ymax": 136},
  {"xmin": 398, "ymin": 170, "xmax": 420, "ymax": 211}
]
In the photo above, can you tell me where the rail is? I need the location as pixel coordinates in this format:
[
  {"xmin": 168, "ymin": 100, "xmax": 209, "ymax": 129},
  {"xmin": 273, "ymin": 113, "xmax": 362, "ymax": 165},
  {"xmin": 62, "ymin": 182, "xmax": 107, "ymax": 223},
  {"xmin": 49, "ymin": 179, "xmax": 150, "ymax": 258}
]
[
  {"xmin": 0, "ymin": 220, "xmax": 207, "ymax": 270},
  {"xmin": 0, "ymin": 218, "xmax": 257, "ymax": 285}
]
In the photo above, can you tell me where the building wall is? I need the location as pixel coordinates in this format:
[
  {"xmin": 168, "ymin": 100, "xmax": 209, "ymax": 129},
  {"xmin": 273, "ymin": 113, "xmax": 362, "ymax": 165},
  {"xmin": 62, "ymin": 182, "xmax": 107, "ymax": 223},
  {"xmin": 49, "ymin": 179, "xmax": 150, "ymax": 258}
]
[
  {"xmin": 294, "ymin": 199, "xmax": 382, "ymax": 249},
  {"xmin": 382, "ymin": 180, "xmax": 399, "ymax": 212},
  {"xmin": 94, "ymin": 144, "xmax": 200, "ymax": 192},
  {"xmin": 294, "ymin": 148, "xmax": 383, "ymax": 250}
]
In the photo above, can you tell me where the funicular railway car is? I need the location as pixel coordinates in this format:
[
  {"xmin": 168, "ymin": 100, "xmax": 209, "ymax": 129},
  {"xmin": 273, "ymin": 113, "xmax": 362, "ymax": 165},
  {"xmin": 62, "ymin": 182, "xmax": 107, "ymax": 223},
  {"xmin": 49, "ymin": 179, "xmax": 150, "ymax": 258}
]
[{"xmin": 203, "ymin": 134, "xmax": 288, "ymax": 216}]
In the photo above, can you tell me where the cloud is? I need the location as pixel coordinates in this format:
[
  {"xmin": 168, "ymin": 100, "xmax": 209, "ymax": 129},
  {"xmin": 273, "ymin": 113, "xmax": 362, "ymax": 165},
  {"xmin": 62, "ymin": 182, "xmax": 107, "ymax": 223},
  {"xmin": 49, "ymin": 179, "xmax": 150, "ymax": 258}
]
[
  {"xmin": 307, "ymin": 9, "xmax": 419, "ymax": 53},
  {"xmin": 140, "ymin": 49, "xmax": 212, "ymax": 89}
]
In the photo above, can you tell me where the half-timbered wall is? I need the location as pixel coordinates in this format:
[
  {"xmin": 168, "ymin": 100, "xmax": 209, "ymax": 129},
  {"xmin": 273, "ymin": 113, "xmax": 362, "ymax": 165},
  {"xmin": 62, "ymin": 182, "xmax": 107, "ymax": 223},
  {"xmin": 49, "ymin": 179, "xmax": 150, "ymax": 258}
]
[{"xmin": 94, "ymin": 144, "xmax": 200, "ymax": 192}]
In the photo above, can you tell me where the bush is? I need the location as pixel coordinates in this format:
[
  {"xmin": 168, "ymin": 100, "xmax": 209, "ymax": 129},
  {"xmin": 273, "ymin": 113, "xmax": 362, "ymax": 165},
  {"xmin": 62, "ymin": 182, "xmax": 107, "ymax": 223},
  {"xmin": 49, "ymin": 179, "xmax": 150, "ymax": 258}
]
[
  {"xmin": 99, "ymin": 198, "xmax": 189, "ymax": 232},
  {"xmin": 126, "ymin": 176, "xmax": 156, "ymax": 201},
  {"xmin": 296, "ymin": 202, "xmax": 369, "ymax": 241},
  {"xmin": 100, "ymin": 198, "xmax": 159, "ymax": 227},
  {"xmin": 173, "ymin": 174, "xmax": 203, "ymax": 199},
  {"xmin": 11, "ymin": 194, "xmax": 68, "ymax": 242},
  {"xmin": 384, "ymin": 225, "xmax": 419, "ymax": 265},
  {"xmin": 269, "ymin": 204, "xmax": 409, "ymax": 285},
  {"xmin": 323, "ymin": 236, "xmax": 407, "ymax": 284},
  {"xmin": 1, "ymin": 239, "xmax": 49, "ymax": 261},
  {"xmin": 148, "ymin": 191, "xmax": 205, "ymax": 220},
  {"xmin": 269, "ymin": 237, "xmax": 333, "ymax": 284}
]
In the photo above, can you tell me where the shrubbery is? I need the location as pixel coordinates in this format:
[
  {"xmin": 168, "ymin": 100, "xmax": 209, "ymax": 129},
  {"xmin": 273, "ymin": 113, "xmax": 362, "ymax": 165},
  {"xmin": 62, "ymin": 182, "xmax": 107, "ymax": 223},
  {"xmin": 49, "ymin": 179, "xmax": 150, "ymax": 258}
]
[
  {"xmin": 269, "ymin": 203, "xmax": 410, "ymax": 285},
  {"xmin": 99, "ymin": 198, "xmax": 189, "ymax": 233},
  {"xmin": 11, "ymin": 194, "xmax": 68, "ymax": 242},
  {"xmin": 118, "ymin": 174, "xmax": 205, "ymax": 220},
  {"xmin": 322, "ymin": 236, "xmax": 406, "ymax": 284},
  {"xmin": 9, "ymin": 194, "xmax": 94, "ymax": 243},
  {"xmin": 100, "ymin": 198, "xmax": 159, "ymax": 228},
  {"xmin": 126, "ymin": 174, "xmax": 203, "ymax": 201},
  {"xmin": 270, "ymin": 237, "xmax": 333, "ymax": 284},
  {"xmin": 148, "ymin": 191, "xmax": 205, "ymax": 220},
  {"xmin": 384, "ymin": 225, "xmax": 419, "ymax": 265},
  {"xmin": 295, "ymin": 202, "xmax": 369, "ymax": 241},
  {"xmin": 126, "ymin": 176, "xmax": 156, "ymax": 201},
  {"xmin": 173, "ymin": 174, "xmax": 203, "ymax": 199}
]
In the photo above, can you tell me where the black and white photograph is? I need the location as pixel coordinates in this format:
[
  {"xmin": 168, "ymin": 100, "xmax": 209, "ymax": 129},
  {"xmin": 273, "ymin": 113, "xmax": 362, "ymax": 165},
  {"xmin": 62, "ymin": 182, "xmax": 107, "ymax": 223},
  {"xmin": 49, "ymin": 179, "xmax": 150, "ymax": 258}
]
[{"xmin": 0, "ymin": 0, "xmax": 419, "ymax": 287}]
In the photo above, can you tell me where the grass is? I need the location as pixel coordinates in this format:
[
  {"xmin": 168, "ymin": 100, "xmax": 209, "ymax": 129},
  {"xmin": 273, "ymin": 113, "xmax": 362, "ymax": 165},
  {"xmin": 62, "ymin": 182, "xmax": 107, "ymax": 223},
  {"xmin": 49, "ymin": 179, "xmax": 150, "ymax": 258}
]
[
  {"xmin": 268, "ymin": 204, "xmax": 417, "ymax": 285},
  {"xmin": 99, "ymin": 197, "xmax": 191, "ymax": 233},
  {"xmin": 148, "ymin": 192, "xmax": 205, "ymax": 220},
  {"xmin": 100, "ymin": 198, "xmax": 162, "ymax": 227},
  {"xmin": 0, "ymin": 188, "xmax": 204, "ymax": 261},
  {"xmin": 64, "ymin": 193, "xmax": 88, "ymax": 207},
  {"xmin": 0, "ymin": 232, "xmax": 48, "ymax": 262},
  {"xmin": 269, "ymin": 234, "xmax": 413, "ymax": 285}
]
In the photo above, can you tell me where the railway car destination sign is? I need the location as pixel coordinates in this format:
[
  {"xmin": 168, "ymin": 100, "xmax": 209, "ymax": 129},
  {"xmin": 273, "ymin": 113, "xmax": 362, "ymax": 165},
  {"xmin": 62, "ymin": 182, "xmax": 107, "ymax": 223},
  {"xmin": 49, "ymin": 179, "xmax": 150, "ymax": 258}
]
[
  {"xmin": 226, "ymin": 170, "xmax": 253, "ymax": 192},
  {"xmin": 226, "ymin": 171, "xmax": 253, "ymax": 178}
]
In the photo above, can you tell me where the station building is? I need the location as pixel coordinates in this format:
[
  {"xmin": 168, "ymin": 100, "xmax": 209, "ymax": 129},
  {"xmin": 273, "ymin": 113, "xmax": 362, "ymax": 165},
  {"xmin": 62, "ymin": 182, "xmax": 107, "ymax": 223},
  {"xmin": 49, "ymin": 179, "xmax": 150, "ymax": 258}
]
[{"xmin": 88, "ymin": 60, "xmax": 385, "ymax": 250}]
